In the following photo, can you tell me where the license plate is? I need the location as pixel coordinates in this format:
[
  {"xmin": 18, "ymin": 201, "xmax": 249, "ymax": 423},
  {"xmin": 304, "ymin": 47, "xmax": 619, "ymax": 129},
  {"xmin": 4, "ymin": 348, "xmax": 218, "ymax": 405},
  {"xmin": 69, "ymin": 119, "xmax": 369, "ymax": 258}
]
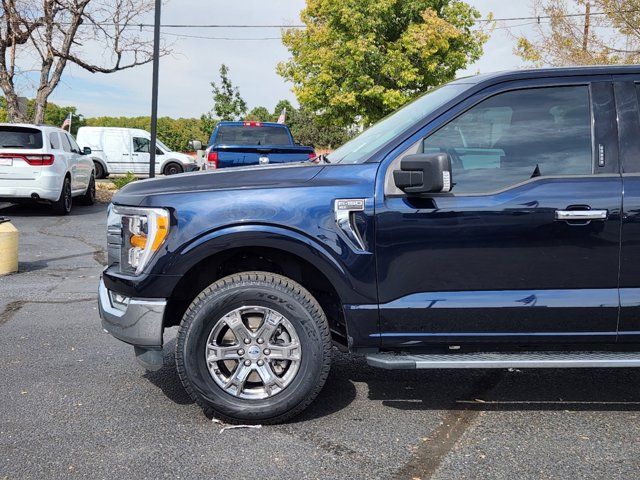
[{"xmin": 0, "ymin": 158, "xmax": 12, "ymax": 166}]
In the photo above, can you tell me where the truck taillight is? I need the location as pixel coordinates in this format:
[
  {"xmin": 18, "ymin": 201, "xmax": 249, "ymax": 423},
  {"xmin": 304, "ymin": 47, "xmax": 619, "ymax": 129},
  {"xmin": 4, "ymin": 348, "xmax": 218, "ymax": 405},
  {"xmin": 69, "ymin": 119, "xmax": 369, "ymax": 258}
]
[
  {"xmin": 207, "ymin": 150, "xmax": 218, "ymax": 169},
  {"xmin": 308, "ymin": 152, "xmax": 317, "ymax": 160},
  {"xmin": 243, "ymin": 121, "xmax": 262, "ymax": 127},
  {"xmin": 0, "ymin": 154, "xmax": 54, "ymax": 166}
]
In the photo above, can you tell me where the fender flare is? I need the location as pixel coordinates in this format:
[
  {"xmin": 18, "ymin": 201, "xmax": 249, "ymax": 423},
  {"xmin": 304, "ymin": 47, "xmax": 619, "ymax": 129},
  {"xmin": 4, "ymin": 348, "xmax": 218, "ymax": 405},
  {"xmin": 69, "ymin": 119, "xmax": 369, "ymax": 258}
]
[{"xmin": 167, "ymin": 224, "xmax": 361, "ymax": 304}]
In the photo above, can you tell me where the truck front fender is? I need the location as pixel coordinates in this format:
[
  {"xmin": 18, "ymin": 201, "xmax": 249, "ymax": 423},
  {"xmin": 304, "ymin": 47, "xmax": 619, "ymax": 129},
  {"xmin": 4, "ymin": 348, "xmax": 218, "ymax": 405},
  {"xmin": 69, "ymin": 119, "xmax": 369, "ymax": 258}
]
[{"xmin": 164, "ymin": 223, "xmax": 374, "ymax": 306}]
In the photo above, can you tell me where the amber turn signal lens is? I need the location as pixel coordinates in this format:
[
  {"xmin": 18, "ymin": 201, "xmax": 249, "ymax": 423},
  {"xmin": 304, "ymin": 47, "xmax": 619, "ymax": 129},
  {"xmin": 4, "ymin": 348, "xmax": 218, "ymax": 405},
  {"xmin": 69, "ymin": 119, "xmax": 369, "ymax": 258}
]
[
  {"xmin": 130, "ymin": 234, "xmax": 147, "ymax": 249},
  {"xmin": 151, "ymin": 215, "xmax": 169, "ymax": 251}
]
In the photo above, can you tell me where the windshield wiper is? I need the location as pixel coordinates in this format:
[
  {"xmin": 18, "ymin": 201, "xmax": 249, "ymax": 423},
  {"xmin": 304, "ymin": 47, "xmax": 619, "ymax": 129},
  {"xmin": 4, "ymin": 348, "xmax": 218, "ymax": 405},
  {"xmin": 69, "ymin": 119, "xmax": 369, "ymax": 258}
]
[{"xmin": 1, "ymin": 145, "xmax": 26, "ymax": 148}]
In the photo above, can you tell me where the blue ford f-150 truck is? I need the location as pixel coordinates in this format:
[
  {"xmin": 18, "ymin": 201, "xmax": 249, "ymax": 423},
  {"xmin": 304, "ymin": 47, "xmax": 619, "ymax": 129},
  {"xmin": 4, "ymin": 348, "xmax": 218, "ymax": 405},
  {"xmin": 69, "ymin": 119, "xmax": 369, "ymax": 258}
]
[
  {"xmin": 100, "ymin": 66, "xmax": 640, "ymax": 424},
  {"xmin": 203, "ymin": 121, "xmax": 315, "ymax": 169}
]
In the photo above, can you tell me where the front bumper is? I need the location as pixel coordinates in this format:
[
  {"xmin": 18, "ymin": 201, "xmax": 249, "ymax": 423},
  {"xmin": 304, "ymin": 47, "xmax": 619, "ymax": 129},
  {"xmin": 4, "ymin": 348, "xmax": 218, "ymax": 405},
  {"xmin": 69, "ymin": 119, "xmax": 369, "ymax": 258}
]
[
  {"xmin": 98, "ymin": 277, "xmax": 166, "ymax": 348},
  {"xmin": 185, "ymin": 164, "xmax": 200, "ymax": 172}
]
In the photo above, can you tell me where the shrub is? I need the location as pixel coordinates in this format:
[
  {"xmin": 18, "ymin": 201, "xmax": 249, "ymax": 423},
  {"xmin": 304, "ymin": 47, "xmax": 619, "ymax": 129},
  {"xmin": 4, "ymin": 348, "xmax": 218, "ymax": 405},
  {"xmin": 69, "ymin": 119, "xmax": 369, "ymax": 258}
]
[{"xmin": 111, "ymin": 171, "xmax": 137, "ymax": 189}]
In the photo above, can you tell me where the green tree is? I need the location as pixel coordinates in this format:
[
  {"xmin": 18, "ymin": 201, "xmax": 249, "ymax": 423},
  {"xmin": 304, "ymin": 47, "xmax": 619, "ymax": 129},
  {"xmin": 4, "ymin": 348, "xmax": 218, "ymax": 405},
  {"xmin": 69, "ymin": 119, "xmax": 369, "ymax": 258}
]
[
  {"xmin": 278, "ymin": 0, "xmax": 488, "ymax": 126},
  {"xmin": 84, "ymin": 116, "xmax": 210, "ymax": 151},
  {"xmin": 515, "ymin": 0, "xmax": 640, "ymax": 66},
  {"xmin": 266, "ymin": 99, "xmax": 353, "ymax": 149},
  {"xmin": 246, "ymin": 106, "xmax": 272, "ymax": 122},
  {"xmin": 206, "ymin": 64, "xmax": 247, "ymax": 121}
]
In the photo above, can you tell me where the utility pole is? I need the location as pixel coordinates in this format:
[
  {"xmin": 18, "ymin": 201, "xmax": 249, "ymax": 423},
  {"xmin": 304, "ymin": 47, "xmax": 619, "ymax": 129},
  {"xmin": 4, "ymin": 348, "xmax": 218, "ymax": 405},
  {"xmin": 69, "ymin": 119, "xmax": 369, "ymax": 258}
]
[
  {"xmin": 582, "ymin": 1, "xmax": 591, "ymax": 53},
  {"xmin": 149, "ymin": 0, "xmax": 162, "ymax": 178}
]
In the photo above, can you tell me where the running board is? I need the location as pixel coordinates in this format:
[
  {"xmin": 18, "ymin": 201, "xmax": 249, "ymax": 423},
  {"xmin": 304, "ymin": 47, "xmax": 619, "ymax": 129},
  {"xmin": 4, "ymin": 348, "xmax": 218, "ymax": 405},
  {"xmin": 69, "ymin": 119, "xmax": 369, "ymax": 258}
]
[{"xmin": 366, "ymin": 351, "xmax": 640, "ymax": 370}]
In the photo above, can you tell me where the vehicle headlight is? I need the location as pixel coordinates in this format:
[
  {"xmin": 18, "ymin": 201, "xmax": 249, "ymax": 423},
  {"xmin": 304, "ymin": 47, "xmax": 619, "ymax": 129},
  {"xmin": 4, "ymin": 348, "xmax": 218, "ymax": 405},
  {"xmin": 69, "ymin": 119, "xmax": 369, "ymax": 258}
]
[{"xmin": 110, "ymin": 205, "xmax": 170, "ymax": 275}]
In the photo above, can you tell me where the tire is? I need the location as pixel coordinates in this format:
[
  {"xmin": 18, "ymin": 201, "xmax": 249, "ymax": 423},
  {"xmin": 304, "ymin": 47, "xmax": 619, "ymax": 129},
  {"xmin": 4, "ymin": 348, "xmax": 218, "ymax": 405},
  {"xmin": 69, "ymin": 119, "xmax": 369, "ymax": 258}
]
[
  {"xmin": 93, "ymin": 161, "xmax": 105, "ymax": 179},
  {"xmin": 176, "ymin": 271, "xmax": 332, "ymax": 424},
  {"xmin": 163, "ymin": 162, "xmax": 183, "ymax": 175},
  {"xmin": 77, "ymin": 173, "xmax": 96, "ymax": 206},
  {"xmin": 51, "ymin": 176, "xmax": 72, "ymax": 215}
]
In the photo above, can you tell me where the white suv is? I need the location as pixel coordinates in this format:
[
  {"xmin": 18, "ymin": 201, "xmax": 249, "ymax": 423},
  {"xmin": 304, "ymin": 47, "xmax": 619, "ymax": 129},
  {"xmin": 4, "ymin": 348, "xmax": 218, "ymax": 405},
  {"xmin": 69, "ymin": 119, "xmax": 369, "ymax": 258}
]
[{"xmin": 0, "ymin": 124, "xmax": 95, "ymax": 215}]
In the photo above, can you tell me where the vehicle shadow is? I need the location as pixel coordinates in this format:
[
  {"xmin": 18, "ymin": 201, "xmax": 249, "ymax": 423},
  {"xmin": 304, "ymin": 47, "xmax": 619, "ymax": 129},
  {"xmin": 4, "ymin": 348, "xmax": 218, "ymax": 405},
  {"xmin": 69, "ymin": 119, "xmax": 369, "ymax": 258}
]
[
  {"xmin": 144, "ymin": 343, "xmax": 640, "ymax": 421},
  {"xmin": 0, "ymin": 201, "xmax": 106, "ymax": 217},
  {"xmin": 363, "ymin": 363, "xmax": 640, "ymax": 413},
  {"xmin": 143, "ymin": 338, "xmax": 358, "ymax": 420}
]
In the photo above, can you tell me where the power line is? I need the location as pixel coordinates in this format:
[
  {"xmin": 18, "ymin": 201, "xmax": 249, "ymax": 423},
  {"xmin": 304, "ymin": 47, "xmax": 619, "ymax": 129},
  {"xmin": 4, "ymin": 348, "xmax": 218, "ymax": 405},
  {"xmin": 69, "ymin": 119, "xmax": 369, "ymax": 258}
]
[
  {"xmin": 143, "ymin": 29, "xmax": 282, "ymax": 41},
  {"xmin": 74, "ymin": 9, "xmax": 640, "ymax": 29}
]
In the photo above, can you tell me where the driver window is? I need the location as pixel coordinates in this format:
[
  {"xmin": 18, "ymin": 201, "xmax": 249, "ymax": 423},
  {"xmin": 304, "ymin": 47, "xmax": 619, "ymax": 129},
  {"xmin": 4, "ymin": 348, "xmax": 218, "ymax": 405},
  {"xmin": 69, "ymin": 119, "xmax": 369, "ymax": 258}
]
[
  {"xmin": 133, "ymin": 137, "xmax": 150, "ymax": 153},
  {"xmin": 421, "ymin": 86, "xmax": 593, "ymax": 194}
]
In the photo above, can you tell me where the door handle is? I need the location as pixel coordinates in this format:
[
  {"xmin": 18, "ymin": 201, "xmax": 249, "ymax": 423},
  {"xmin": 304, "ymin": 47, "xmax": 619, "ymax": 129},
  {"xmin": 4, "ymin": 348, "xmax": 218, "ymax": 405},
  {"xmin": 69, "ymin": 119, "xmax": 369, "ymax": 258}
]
[{"xmin": 555, "ymin": 209, "xmax": 608, "ymax": 221}]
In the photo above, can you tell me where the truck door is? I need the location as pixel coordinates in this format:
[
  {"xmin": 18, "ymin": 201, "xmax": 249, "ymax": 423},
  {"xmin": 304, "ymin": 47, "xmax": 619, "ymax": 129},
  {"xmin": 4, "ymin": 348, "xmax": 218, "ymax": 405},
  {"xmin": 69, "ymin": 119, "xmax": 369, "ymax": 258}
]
[
  {"xmin": 103, "ymin": 130, "xmax": 132, "ymax": 174},
  {"xmin": 613, "ymin": 76, "xmax": 640, "ymax": 342},
  {"xmin": 131, "ymin": 135, "xmax": 151, "ymax": 175},
  {"xmin": 375, "ymin": 78, "xmax": 622, "ymax": 347}
]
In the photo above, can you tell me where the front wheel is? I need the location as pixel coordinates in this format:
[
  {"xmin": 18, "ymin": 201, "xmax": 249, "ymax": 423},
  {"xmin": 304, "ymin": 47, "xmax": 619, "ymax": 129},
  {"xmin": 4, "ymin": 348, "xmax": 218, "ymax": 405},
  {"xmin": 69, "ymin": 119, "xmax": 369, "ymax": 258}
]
[
  {"xmin": 163, "ymin": 162, "xmax": 183, "ymax": 175},
  {"xmin": 176, "ymin": 272, "xmax": 332, "ymax": 424}
]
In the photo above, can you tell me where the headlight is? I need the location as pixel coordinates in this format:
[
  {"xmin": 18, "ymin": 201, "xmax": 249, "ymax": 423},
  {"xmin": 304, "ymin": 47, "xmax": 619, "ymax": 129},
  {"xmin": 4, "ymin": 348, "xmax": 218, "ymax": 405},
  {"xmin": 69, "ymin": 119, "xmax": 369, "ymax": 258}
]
[{"xmin": 111, "ymin": 205, "xmax": 170, "ymax": 275}]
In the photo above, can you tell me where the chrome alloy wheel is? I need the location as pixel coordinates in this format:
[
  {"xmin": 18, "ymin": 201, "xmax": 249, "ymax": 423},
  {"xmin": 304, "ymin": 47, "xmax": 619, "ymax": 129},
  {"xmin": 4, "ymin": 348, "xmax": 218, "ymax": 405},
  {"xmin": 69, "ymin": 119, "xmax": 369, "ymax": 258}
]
[{"xmin": 205, "ymin": 306, "xmax": 302, "ymax": 400}]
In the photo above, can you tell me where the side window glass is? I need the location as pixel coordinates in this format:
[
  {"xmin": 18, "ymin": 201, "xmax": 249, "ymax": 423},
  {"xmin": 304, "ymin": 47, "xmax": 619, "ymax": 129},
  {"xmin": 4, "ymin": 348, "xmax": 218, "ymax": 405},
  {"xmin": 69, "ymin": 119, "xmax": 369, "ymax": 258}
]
[
  {"xmin": 50, "ymin": 132, "xmax": 61, "ymax": 150},
  {"xmin": 422, "ymin": 86, "xmax": 593, "ymax": 194},
  {"xmin": 68, "ymin": 135, "xmax": 81, "ymax": 153},
  {"xmin": 133, "ymin": 137, "xmax": 150, "ymax": 153},
  {"xmin": 60, "ymin": 133, "xmax": 72, "ymax": 153}
]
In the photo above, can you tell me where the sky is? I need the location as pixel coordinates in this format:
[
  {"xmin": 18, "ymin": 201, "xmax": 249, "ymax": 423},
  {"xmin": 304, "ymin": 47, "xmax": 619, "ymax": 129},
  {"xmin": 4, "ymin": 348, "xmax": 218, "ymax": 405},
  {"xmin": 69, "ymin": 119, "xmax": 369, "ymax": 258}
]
[{"xmin": 42, "ymin": 0, "xmax": 537, "ymax": 119}]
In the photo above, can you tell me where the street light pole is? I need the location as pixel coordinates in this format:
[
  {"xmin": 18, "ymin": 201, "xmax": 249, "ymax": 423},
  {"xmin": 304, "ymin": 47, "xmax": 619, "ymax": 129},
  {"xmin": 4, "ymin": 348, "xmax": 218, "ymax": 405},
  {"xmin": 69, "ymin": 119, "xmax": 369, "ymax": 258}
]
[{"xmin": 149, "ymin": 0, "xmax": 162, "ymax": 178}]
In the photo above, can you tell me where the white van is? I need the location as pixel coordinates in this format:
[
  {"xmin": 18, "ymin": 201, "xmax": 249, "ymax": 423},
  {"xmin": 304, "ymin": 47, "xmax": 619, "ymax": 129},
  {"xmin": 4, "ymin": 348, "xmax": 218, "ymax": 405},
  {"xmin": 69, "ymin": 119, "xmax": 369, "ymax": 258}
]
[{"xmin": 76, "ymin": 127, "xmax": 200, "ymax": 178}]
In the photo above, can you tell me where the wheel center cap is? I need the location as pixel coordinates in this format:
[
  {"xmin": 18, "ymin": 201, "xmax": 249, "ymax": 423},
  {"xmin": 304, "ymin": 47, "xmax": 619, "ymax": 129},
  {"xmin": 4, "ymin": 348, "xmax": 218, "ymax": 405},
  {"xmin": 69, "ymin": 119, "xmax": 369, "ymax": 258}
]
[{"xmin": 247, "ymin": 345, "xmax": 261, "ymax": 359}]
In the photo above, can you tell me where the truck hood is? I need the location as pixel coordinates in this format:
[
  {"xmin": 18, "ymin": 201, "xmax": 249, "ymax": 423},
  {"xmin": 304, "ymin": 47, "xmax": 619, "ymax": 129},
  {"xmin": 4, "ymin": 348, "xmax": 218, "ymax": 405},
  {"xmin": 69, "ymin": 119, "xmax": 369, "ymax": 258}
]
[{"xmin": 113, "ymin": 162, "xmax": 324, "ymax": 206}]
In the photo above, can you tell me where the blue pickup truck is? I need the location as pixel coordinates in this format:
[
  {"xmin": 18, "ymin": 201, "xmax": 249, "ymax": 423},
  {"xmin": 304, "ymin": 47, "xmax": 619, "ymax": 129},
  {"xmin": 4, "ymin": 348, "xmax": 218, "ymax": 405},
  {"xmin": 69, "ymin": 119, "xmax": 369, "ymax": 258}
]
[
  {"xmin": 100, "ymin": 65, "xmax": 640, "ymax": 424},
  {"xmin": 204, "ymin": 121, "xmax": 315, "ymax": 169}
]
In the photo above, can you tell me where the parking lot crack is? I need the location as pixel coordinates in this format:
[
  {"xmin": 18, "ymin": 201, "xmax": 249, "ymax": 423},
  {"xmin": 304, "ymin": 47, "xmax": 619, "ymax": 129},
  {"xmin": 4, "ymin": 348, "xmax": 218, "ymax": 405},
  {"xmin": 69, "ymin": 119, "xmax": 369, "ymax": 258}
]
[
  {"xmin": 0, "ymin": 297, "xmax": 97, "ymax": 326},
  {"xmin": 393, "ymin": 371, "xmax": 504, "ymax": 480},
  {"xmin": 0, "ymin": 301, "xmax": 26, "ymax": 325},
  {"xmin": 37, "ymin": 223, "xmax": 106, "ymax": 266}
]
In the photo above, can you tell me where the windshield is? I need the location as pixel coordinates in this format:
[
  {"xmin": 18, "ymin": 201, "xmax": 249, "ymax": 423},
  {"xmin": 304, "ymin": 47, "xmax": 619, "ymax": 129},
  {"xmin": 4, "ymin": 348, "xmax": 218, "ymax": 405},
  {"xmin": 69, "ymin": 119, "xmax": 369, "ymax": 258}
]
[
  {"xmin": 156, "ymin": 139, "xmax": 170, "ymax": 152},
  {"xmin": 327, "ymin": 83, "xmax": 471, "ymax": 164}
]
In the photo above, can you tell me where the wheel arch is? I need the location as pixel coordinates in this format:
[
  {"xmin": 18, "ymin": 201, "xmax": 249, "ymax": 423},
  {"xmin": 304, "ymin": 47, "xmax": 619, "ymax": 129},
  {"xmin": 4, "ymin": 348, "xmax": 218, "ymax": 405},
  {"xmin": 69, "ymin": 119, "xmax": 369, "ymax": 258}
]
[
  {"xmin": 91, "ymin": 157, "xmax": 108, "ymax": 177},
  {"xmin": 164, "ymin": 226, "xmax": 353, "ymax": 347},
  {"xmin": 160, "ymin": 158, "xmax": 183, "ymax": 173}
]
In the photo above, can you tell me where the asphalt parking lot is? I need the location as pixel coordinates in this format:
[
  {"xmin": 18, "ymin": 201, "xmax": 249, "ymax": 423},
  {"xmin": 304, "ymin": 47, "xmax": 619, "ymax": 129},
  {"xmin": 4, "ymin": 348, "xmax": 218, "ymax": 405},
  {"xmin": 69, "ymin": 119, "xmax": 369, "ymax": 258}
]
[{"xmin": 2, "ymin": 202, "xmax": 640, "ymax": 479}]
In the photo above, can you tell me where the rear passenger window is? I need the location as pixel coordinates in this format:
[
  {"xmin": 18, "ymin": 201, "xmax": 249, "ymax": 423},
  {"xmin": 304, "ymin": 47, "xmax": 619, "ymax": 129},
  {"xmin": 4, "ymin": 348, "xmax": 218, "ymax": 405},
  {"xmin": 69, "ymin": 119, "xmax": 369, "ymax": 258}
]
[
  {"xmin": 60, "ymin": 133, "xmax": 72, "ymax": 152},
  {"xmin": 422, "ymin": 86, "xmax": 593, "ymax": 194},
  {"xmin": 50, "ymin": 133, "xmax": 61, "ymax": 150}
]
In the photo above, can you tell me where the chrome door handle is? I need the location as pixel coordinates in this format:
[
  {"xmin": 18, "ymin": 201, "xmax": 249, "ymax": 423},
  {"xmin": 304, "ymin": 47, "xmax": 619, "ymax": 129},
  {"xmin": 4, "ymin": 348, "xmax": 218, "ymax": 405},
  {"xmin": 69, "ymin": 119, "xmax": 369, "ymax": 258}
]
[{"xmin": 555, "ymin": 209, "xmax": 608, "ymax": 221}]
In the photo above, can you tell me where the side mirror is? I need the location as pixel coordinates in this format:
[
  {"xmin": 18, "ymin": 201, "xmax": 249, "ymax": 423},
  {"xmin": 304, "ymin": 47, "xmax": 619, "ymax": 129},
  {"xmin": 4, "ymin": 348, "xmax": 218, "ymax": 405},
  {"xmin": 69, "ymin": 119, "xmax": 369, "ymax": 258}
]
[
  {"xmin": 393, "ymin": 153, "xmax": 452, "ymax": 194},
  {"xmin": 83, "ymin": 146, "xmax": 92, "ymax": 155},
  {"xmin": 188, "ymin": 140, "xmax": 202, "ymax": 151}
]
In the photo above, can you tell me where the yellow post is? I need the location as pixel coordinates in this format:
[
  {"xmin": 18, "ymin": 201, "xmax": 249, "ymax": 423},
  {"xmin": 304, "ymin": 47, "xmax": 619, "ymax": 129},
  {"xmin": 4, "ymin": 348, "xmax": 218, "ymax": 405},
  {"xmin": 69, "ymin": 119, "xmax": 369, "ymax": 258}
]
[{"xmin": 0, "ymin": 220, "xmax": 18, "ymax": 275}]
